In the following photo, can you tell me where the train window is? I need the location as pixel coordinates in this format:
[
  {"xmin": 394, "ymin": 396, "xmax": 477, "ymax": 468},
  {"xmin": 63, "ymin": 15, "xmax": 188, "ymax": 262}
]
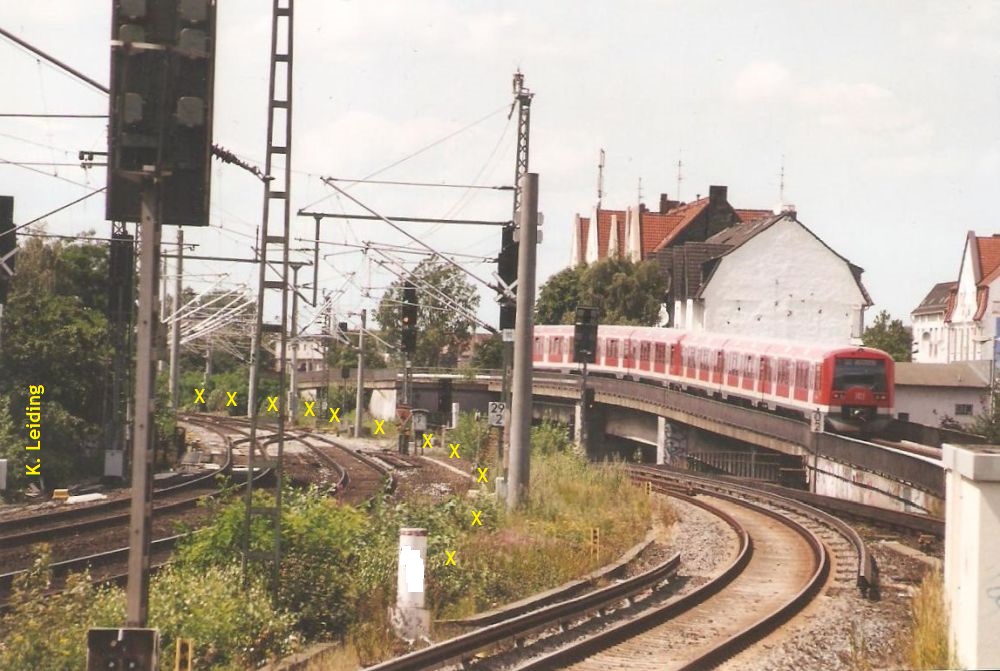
[
  {"xmin": 777, "ymin": 360, "xmax": 790, "ymax": 386},
  {"xmin": 684, "ymin": 348, "xmax": 696, "ymax": 368},
  {"xmin": 655, "ymin": 343, "xmax": 666, "ymax": 364},
  {"xmin": 744, "ymin": 355, "xmax": 756, "ymax": 379},
  {"xmin": 833, "ymin": 358, "xmax": 887, "ymax": 391},
  {"xmin": 606, "ymin": 339, "xmax": 618, "ymax": 359},
  {"xmin": 728, "ymin": 353, "xmax": 739, "ymax": 376},
  {"xmin": 794, "ymin": 361, "xmax": 808, "ymax": 388},
  {"xmin": 640, "ymin": 342, "xmax": 650, "ymax": 362},
  {"xmin": 715, "ymin": 351, "xmax": 724, "ymax": 373},
  {"xmin": 812, "ymin": 364, "xmax": 821, "ymax": 392},
  {"xmin": 533, "ymin": 338, "xmax": 543, "ymax": 356}
]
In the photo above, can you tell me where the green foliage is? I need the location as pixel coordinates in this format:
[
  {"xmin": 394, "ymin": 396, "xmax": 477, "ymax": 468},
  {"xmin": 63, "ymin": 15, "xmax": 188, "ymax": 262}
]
[
  {"xmin": 470, "ymin": 333, "xmax": 503, "ymax": 369},
  {"xmin": 374, "ymin": 258, "xmax": 479, "ymax": 367},
  {"xmin": 530, "ymin": 419, "xmax": 572, "ymax": 456},
  {"xmin": 324, "ymin": 331, "xmax": 386, "ymax": 370},
  {"xmin": 177, "ymin": 487, "xmax": 368, "ymax": 639},
  {"xmin": 448, "ymin": 411, "xmax": 494, "ymax": 467},
  {"xmin": 862, "ymin": 309, "xmax": 913, "ymax": 362},
  {"xmin": 535, "ymin": 257, "xmax": 665, "ymax": 326},
  {"xmin": 0, "ymin": 547, "xmax": 122, "ymax": 670},
  {"xmin": 0, "ymin": 545, "xmax": 295, "ymax": 671}
]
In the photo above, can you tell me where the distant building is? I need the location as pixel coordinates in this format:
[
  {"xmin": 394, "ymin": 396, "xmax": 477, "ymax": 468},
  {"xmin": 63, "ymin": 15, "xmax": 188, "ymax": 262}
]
[
  {"xmin": 911, "ymin": 281, "xmax": 956, "ymax": 363},
  {"xmin": 569, "ymin": 185, "xmax": 770, "ymax": 266},
  {"xmin": 894, "ymin": 361, "xmax": 989, "ymax": 428},
  {"xmin": 911, "ymin": 232, "xmax": 1000, "ymax": 363},
  {"xmin": 662, "ymin": 210, "xmax": 872, "ymax": 345}
]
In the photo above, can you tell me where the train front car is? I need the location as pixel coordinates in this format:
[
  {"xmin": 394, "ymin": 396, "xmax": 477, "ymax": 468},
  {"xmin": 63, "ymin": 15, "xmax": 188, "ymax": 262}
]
[{"xmin": 821, "ymin": 347, "xmax": 895, "ymax": 436}]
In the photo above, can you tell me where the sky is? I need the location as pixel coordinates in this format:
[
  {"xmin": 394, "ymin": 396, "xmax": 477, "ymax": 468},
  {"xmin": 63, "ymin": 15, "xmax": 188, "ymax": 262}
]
[{"xmin": 2, "ymin": 1, "xmax": 999, "ymax": 336}]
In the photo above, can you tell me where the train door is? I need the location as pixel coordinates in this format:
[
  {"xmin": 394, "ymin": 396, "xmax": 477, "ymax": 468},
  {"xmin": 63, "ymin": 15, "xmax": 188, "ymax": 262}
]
[
  {"xmin": 712, "ymin": 351, "xmax": 724, "ymax": 385},
  {"xmin": 605, "ymin": 338, "xmax": 619, "ymax": 368},
  {"xmin": 793, "ymin": 361, "xmax": 809, "ymax": 402},
  {"xmin": 653, "ymin": 342, "xmax": 666, "ymax": 374},
  {"xmin": 532, "ymin": 336, "xmax": 544, "ymax": 363},
  {"xmin": 776, "ymin": 359, "xmax": 790, "ymax": 398},
  {"xmin": 639, "ymin": 341, "xmax": 651, "ymax": 372},
  {"xmin": 622, "ymin": 338, "xmax": 634, "ymax": 370}
]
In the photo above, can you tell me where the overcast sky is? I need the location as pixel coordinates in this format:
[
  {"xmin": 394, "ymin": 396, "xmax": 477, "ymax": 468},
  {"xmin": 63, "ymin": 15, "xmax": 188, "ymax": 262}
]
[{"xmin": 3, "ymin": 1, "xmax": 999, "ymax": 333}]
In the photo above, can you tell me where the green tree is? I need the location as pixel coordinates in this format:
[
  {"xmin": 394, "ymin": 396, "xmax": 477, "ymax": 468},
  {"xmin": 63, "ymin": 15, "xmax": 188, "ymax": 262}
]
[
  {"xmin": 535, "ymin": 257, "xmax": 665, "ymax": 326},
  {"xmin": 374, "ymin": 258, "xmax": 479, "ymax": 367},
  {"xmin": 862, "ymin": 310, "xmax": 913, "ymax": 362},
  {"xmin": 470, "ymin": 333, "xmax": 503, "ymax": 369}
]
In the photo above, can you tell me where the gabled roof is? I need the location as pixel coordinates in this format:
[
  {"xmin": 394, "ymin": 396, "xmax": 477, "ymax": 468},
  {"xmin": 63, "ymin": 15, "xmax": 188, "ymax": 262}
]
[
  {"xmin": 733, "ymin": 208, "xmax": 773, "ymax": 224},
  {"xmin": 595, "ymin": 209, "xmax": 626, "ymax": 258},
  {"xmin": 649, "ymin": 199, "xmax": 710, "ymax": 253},
  {"xmin": 696, "ymin": 212, "xmax": 873, "ymax": 305},
  {"xmin": 912, "ymin": 281, "xmax": 957, "ymax": 316},
  {"xmin": 895, "ymin": 360, "xmax": 990, "ymax": 388},
  {"xmin": 977, "ymin": 235, "xmax": 1000, "ymax": 286},
  {"xmin": 577, "ymin": 217, "xmax": 589, "ymax": 259}
]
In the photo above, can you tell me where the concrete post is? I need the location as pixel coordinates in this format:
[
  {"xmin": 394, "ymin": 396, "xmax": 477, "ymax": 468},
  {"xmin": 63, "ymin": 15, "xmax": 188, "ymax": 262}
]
[
  {"xmin": 393, "ymin": 527, "xmax": 430, "ymax": 642},
  {"xmin": 943, "ymin": 443, "xmax": 1000, "ymax": 670},
  {"xmin": 168, "ymin": 227, "xmax": 183, "ymax": 407},
  {"xmin": 656, "ymin": 416, "xmax": 667, "ymax": 464},
  {"xmin": 507, "ymin": 173, "xmax": 539, "ymax": 510},
  {"xmin": 451, "ymin": 401, "xmax": 459, "ymax": 430},
  {"xmin": 355, "ymin": 309, "xmax": 366, "ymax": 438},
  {"xmin": 574, "ymin": 401, "xmax": 584, "ymax": 447},
  {"xmin": 288, "ymin": 265, "xmax": 300, "ymax": 422}
]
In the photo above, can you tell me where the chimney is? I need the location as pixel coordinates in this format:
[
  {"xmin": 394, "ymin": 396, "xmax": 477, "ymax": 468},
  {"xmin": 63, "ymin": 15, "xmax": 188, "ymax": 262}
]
[
  {"xmin": 708, "ymin": 185, "xmax": 727, "ymax": 206},
  {"xmin": 659, "ymin": 193, "xmax": 671, "ymax": 214}
]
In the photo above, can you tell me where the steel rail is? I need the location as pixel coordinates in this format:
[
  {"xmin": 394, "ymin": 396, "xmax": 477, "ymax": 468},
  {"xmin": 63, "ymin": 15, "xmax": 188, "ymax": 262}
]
[
  {"xmin": 363, "ymin": 552, "xmax": 684, "ymax": 671},
  {"xmin": 630, "ymin": 465, "xmax": 878, "ymax": 599}
]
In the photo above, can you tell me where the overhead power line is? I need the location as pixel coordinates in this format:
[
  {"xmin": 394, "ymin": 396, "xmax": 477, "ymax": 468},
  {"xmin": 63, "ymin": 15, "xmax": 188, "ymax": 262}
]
[{"xmin": 323, "ymin": 176, "xmax": 512, "ymax": 191}]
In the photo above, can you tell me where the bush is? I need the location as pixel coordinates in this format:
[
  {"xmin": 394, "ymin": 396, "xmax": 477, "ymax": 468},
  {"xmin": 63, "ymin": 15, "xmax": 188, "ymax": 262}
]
[{"xmin": 908, "ymin": 570, "xmax": 954, "ymax": 670}]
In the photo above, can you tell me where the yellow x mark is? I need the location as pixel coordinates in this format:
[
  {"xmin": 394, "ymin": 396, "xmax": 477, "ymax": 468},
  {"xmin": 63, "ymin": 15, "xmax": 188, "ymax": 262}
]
[
  {"xmin": 471, "ymin": 510, "xmax": 482, "ymax": 526},
  {"xmin": 422, "ymin": 433, "xmax": 433, "ymax": 449},
  {"xmin": 304, "ymin": 401, "xmax": 315, "ymax": 417},
  {"xmin": 445, "ymin": 550, "xmax": 456, "ymax": 566},
  {"xmin": 194, "ymin": 388, "xmax": 205, "ymax": 404},
  {"xmin": 477, "ymin": 467, "xmax": 488, "ymax": 483},
  {"xmin": 449, "ymin": 443, "xmax": 460, "ymax": 459},
  {"xmin": 373, "ymin": 419, "xmax": 385, "ymax": 435},
  {"xmin": 226, "ymin": 391, "xmax": 237, "ymax": 407},
  {"xmin": 329, "ymin": 407, "xmax": 340, "ymax": 423},
  {"xmin": 267, "ymin": 396, "xmax": 278, "ymax": 412}
]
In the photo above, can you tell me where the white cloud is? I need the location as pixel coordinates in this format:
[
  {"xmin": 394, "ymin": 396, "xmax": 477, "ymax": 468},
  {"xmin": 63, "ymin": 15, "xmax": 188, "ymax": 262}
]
[{"xmin": 731, "ymin": 61, "xmax": 789, "ymax": 102}]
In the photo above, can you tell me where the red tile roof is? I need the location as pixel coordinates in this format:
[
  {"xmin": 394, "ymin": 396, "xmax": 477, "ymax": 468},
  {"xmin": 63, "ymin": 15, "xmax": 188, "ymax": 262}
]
[
  {"xmin": 734, "ymin": 208, "xmax": 773, "ymax": 224},
  {"xmin": 978, "ymin": 235, "xmax": 1000, "ymax": 286},
  {"xmin": 650, "ymin": 199, "xmax": 710, "ymax": 253},
  {"xmin": 595, "ymin": 209, "xmax": 626, "ymax": 258}
]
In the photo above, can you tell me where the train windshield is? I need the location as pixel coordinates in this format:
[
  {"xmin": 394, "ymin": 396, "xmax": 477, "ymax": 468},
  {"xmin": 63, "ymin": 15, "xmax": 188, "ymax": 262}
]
[{"xmin": 833, "ymin": 358, "xmax": 887, "ymax": 391}]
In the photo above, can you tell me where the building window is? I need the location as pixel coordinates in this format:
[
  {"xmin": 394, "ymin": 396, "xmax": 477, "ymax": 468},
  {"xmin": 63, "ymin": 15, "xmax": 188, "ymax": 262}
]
[{"xmin": 955, "ymin": 404, "xmax": 974, "ymax": 416}]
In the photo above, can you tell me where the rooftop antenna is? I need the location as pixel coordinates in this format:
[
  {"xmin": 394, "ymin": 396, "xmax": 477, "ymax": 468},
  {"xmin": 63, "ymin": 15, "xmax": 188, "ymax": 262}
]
[
  {"xmin": 597, "ymin": 148, "xmax": 605, "ymax": 205},
  {"xmin": 676, "ymin": 154, "xmax": 683, "ymax": 201},
  {"xmin": 779, "ymin": 154, "xmax": 786, "ymax": 203}
]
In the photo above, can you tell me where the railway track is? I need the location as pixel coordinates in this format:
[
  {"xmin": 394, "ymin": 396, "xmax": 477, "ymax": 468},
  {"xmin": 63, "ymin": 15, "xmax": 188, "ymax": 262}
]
[
  {"xmin": 0, "ymin": 418, "xmax": 267, "ymax": 603},
  {"xmin": 364, "ymin": 470, "xmax": 839, "ymax": 671}
]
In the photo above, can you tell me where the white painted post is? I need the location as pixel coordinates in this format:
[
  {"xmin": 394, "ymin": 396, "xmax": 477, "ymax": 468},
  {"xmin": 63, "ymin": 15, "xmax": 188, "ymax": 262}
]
[
  {"xmin": 942, "ymin": 443, "xmax": 1000, "ymax": 670},
  {"xmin": 451, "ymin": 402, "xmax": 459, "ymax": 430},
  {"xmin": 393, "ymin": 527, "xmax": 430, "ymax": 642},
  {"xmin": 656, "ymin": 417, "xmax": 667, "ymax": 464}
]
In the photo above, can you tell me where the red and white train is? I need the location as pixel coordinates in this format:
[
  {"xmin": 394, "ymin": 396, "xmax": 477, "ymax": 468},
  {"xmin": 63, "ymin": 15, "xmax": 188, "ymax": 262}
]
[{"xmin": 532, "ymin": 325, "xmax": 895, "ymax": 435}]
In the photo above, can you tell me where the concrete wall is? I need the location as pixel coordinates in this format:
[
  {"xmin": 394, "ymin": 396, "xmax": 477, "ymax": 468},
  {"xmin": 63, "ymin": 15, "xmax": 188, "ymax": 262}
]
[
  {"xmin": 895, "ymin": 385, "xmax": 988, "ymax": 428},
  {"xmin": 813, "ymin": 455, "xmax": 942, "ymax": 515},
  {"xmin": 700, "ymin": 218, "xmax": 866, "ymax": 345},
  {"xmin": 943, "ymin": 443, "xmax": 1000, "ymax": 670}
]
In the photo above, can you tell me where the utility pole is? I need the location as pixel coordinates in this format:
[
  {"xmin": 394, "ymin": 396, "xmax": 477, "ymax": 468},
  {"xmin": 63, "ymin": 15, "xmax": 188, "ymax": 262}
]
[
  {"xmin": 507, "ymin": 173, "xmax": 539, "ymax": 509},
  {"xmin": 169, "ymin": 227, "xmax": 183, "ymax": 407},
  {"xmin": 355, "ymin": 308, "xmax": 366, "ymax": 438},
  {"xmin": 500, "ymin": 71, "xmax": 533, "ymax": 471},
  {"xmin": 288, "ymin": 264, "xmax": 301, "ymax": 422},
  {"xmin": 126, "ymin": 184, "xmax": 160, "ymax": 626},
  {"xmin": 158, "ymin": 253, "xmax": 168, "ymax": 373}
]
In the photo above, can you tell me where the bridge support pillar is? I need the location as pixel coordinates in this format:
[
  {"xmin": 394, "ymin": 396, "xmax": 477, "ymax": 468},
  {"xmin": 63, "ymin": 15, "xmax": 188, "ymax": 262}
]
[
  {"xmin": 656, "ymin": 417, "xmax": 667, "ymax": 464},
  {"xmin": 660, "ymin": 420, "xmax": 689, "ymax": 465},
  {"xmin": 943, "ymin": 443, "xmax": 1000, "ymax": 670}
]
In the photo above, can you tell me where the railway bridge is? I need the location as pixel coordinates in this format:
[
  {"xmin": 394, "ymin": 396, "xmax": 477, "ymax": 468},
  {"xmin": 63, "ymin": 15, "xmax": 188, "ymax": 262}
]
[{"xmin": 296, "ymin": 368, "xmax": 946, "ymax": 514}]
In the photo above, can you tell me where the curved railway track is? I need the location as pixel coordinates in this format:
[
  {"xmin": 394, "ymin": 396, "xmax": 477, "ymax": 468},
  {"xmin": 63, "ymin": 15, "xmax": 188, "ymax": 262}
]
[{"xmin": 364, "ymin": 470, "xmax": 839, "ymax": 671}]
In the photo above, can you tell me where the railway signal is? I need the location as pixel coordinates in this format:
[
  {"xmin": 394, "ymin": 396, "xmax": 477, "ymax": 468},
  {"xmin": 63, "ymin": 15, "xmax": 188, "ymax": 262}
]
[
  {"xmin": 106, "ymin": 0, "xmax": 217, "ymax": 226},
  {"xmin": 574, "ymin": 306, "xmax": 599, "ymax": 363},
  {"xmin": 401, "ymin": 280, "xmax": 418, "ymax": 355}
]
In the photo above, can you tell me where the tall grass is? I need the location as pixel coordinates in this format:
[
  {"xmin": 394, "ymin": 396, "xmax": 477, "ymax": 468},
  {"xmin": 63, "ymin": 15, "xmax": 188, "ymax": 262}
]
[{"xmin": 908, "ymin": 570, "xmax": 955, "ymax": 670}]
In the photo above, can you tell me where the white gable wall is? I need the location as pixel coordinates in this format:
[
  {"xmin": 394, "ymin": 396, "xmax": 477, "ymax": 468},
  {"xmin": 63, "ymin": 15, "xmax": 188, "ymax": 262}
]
[
  {"xmin": 948, "ymin": 239, "xmax": 985, "ymax": 361},
  {"xmin": 699, "ymin": 218, "xmax": 867, "ymax": 345},
  {"xmin": 911, "ymin": 311, "xmax": 948, "ymax": 363}
]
